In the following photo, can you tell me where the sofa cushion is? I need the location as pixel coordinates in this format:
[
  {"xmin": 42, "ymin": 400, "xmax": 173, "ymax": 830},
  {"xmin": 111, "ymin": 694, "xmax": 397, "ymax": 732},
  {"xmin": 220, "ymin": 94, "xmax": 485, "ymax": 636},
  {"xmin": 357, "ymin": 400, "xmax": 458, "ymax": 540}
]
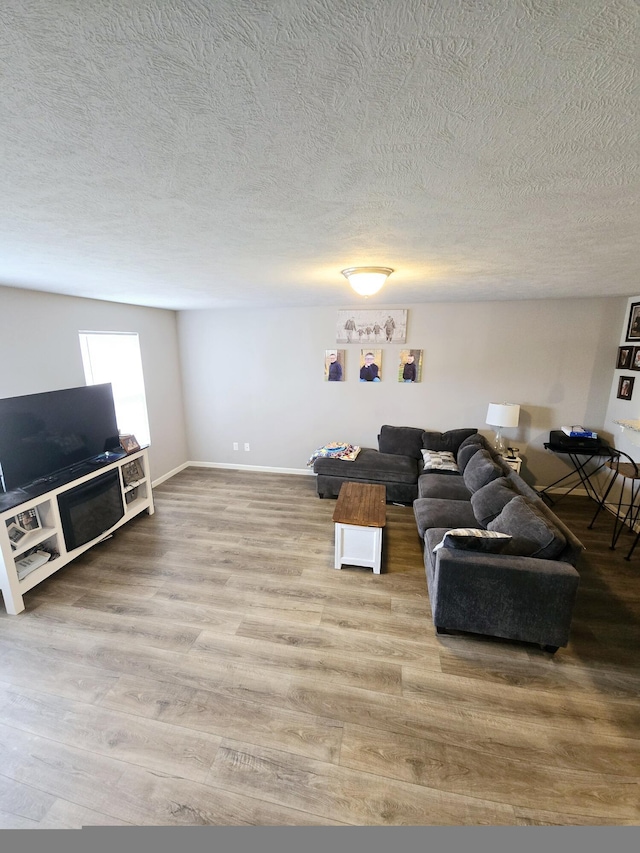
[
  {"xmin": 418, "ymin": 474, "xmax": 471, "ymax": 501},
  {"xmin": 420, "ymin": 449, "xmax": 459, "ymax": 474},
  {"xmin": 313, "ymin": 447, "xmax": 418, "ymax": 484},
  {"xmin": 432, "ymin": 528, "xmax": 512, "ymax": 554},
  {"xmin": 422, "ymin": 428, "xmax": 477, "ymax": 456},
  {"xmin": 457, "ymin": 443, "xmax": 483, "ymax": 473},
  {"xmin": 413, "ymin": 497, "xmax": 478, "ymax": 538},
  {"xmin": 470, "ymin": 476, "xmax": 516, "ymax": 527},
  {"xmin": 487, "ymin": 495, "xmax": 567, "ymax": 559},
  {"xmin": 462, "ymin": 449, "xmax": 504, "ymax": 493},
  {"xmin": 378, "ymin": 425, "xmax": 425, "ymax": 459},
  {"xmin": 457, "ymin": 433, "xmax": 489, "ymax": 454}
]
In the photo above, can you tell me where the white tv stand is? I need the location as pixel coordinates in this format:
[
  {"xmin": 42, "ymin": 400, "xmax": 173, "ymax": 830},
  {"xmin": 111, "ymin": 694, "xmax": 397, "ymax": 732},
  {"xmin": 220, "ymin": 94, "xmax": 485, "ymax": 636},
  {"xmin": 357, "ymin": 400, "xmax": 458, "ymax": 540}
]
[{"xmin": 0, "ymin": 448, "xmax": 154, "ymax": 615}]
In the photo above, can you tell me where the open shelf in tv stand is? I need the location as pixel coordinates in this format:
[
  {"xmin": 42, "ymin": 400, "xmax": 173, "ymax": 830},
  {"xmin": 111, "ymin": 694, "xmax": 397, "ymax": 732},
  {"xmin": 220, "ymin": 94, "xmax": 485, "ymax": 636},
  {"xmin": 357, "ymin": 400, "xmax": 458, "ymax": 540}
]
[{"xmin": 0, "ymin": 448, "xmax": 154, "ymax": 615}]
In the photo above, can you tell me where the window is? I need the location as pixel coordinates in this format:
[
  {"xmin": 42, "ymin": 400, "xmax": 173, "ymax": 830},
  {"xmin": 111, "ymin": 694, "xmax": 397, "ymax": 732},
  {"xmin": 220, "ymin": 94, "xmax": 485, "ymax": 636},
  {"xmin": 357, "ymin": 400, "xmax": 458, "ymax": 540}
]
[{"xmin": 79, "ymin": 332, "xmax": 151, "ymax": 447}]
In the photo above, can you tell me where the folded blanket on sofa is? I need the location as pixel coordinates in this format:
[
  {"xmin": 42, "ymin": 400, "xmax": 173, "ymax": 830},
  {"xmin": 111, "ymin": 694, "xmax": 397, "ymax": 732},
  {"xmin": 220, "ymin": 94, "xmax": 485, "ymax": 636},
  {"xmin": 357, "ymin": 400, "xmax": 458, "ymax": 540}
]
[{"xmin": 307, "ymin": 443, "xmax": 361, "ymax": 466}]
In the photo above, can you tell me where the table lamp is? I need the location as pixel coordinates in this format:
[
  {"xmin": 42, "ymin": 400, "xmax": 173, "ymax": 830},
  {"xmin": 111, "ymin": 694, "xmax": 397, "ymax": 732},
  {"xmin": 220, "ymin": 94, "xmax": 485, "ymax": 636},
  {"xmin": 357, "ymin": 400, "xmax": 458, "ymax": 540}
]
[{"xmin": 486, "ymin": 403, "xmax": 520, "ymax": 454}]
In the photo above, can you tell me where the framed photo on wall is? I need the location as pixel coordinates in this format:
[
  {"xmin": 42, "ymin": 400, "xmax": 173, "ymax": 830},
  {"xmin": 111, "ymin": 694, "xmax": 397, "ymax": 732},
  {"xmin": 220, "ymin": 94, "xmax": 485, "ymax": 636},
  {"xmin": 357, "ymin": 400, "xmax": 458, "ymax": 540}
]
[
  {"xmin": 617, "ymin": 375, "xmax": 634, "ymax": 400},
  {"xmin": 626, "ymin": 303, "xmax": 640, "ymax": 341},
  {"xmin": 630, "ymin": 348, "xmax": 640, "ymax": 371},
  {"xmin": 336, "ymin": 309, "xmax": 407, "ymax": 344},
  {"xmin": 617, "ymin": 345, "xmax": 634, "ymax": 369},
  {"xmin": 324, "ymin": 349, "xmax": 345, "ymax": 381},
  {"xmin": 359, "ymin": 349, "xmax": 382, "ymax": 382},
  {"xmin": 398, "ymin": 349, "xmax": 423, "ymax": 382}
]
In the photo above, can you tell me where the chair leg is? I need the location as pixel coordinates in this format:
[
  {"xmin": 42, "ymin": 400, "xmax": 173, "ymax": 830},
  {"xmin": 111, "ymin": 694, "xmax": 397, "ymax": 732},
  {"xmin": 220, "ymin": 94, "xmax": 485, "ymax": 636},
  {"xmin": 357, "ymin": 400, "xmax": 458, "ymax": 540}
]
[{"xmin": 625, "ymin": 530, "xmax": 640, "ymax": 561}]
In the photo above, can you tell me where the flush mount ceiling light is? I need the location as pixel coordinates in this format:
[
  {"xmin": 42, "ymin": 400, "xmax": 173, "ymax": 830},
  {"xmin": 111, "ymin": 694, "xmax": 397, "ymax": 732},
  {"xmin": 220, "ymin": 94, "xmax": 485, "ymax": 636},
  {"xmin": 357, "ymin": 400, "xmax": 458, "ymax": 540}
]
[{"xmin": 341, "ymin": 266, "xmax": 394, "ymax": 297}]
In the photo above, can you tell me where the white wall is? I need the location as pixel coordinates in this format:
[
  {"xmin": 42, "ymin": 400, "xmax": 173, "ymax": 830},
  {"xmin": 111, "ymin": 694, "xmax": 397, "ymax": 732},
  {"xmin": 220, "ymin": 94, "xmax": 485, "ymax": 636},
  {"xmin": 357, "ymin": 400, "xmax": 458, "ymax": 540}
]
[
  {"xmin": 178, "ymin": 297, "xmax": 625, "ymax": 487},
  {"xmin": 0, "ymin": 286, "xmax": 188, "ymax": 482},
  {"xmin": 604, "ymin": 295, "xmax": 640, "ymax": 460}
]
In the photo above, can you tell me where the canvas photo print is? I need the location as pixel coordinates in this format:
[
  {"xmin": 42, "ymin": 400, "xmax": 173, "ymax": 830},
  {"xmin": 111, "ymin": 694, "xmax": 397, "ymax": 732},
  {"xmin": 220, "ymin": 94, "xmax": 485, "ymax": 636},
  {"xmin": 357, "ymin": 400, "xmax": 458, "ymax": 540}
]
[
  {"xmin": 336, "ymin": 309, "xmax": 407, "ymax": 344},
  {"xmin": 398, "ymin": 349, "xmax": 423, "ymax": 382},
  {"xmin": 324, "ymin": 349, "xmax": 345, "ymax": 381},
  {"xmin": 359, "ymin": 349, "xmax": 382, "ymax": 382}
]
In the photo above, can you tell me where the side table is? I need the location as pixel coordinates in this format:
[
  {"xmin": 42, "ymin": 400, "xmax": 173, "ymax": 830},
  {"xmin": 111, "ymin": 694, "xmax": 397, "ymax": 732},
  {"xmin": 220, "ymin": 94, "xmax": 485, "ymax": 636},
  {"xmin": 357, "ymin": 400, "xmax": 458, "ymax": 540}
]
[{"xmin": 500, "ymin": 455, "xmax": 522, "ymax": 475}]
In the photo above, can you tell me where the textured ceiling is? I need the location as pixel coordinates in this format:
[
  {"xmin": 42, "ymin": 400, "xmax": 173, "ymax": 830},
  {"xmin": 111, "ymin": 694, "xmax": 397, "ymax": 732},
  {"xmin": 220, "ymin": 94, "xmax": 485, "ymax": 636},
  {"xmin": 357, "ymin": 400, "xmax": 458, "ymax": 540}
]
[{"xmin": 0, "ymin": 0, "xmax": 637, "ymax": 310}]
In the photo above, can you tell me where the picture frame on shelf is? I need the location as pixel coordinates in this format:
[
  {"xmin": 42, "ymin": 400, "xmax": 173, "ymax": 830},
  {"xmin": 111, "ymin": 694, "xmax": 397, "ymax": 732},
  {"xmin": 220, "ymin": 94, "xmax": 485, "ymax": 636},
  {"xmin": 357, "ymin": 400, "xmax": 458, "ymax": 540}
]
[
  {"xmin": 16, "ymin": 507, "xmax": 41, "ymax": 532},
  {"xmin": 120, "ymin": 434, "xmax": 141, "ymax": 454},
  {"xmin": 121, "ymin": 458, "xmax": 144, "ymax": 486},
  {"xmin": 617, "ymin": 345, "xmax": 634, "ymax": 369},
  {"xmin": 626, "ymin": 303, "xmax": 640, "ymax": 342},
  {"xmin": 617, "ymin": 376, "xmax": 635, "ymax": 400},
  {"xmin": 6, "ymin": 521, "xmax": 27, "ymax": 550}
]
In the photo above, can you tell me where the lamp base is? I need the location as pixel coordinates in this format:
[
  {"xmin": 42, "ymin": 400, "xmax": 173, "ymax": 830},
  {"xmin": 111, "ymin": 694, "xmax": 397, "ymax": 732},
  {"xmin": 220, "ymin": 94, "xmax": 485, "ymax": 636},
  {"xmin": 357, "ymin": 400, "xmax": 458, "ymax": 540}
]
[{"xmin": 493, "ymin": 429, "xmax": 507, "ymax": 455}]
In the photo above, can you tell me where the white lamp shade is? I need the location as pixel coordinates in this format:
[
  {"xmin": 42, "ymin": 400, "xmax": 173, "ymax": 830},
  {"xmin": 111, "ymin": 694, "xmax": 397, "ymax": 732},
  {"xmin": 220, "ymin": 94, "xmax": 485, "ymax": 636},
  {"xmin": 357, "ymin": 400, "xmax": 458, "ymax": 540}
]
[
  {"xmin": 341, "ymin": 267, "xmax": 393, "ymax": 296},
  {"xmin": 486, "ymin": 403, "xmax": 520, "ymax": 428}
]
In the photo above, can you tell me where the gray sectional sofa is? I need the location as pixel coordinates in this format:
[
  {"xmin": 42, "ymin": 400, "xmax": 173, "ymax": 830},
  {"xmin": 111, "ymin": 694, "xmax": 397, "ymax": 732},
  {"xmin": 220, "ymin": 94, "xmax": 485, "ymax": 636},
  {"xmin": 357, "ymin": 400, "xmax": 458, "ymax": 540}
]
[
  {"xmin": 313, "ymin": 423, "xmax": 582, "ymax": 652},
  {"xmin": 313, "ymin": 424, "xmax": 478, "ymax": 503},
  {"xmin": 414, "ymin": 433, "xmax": 583, "ymax": 652}
]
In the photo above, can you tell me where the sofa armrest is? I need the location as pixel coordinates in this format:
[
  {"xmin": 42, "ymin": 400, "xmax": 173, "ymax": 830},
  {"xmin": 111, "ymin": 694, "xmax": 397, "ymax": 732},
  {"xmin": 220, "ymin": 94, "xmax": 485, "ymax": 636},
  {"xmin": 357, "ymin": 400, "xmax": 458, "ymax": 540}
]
[{"xmin": 430, "ymin": 548, "xmax": 580, "ymax": 649}]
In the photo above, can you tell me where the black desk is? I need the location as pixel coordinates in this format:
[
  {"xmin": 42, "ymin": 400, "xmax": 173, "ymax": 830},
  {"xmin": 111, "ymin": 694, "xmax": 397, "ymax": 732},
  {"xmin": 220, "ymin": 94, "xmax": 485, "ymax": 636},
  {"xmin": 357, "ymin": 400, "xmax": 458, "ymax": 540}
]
[
  {"xmin": 542, "ymin": 443, "xmax": 640, "ymax": 557},
  {"xmin": 539, "ymin": 442, "xmax": 617, "ymax": 506}
]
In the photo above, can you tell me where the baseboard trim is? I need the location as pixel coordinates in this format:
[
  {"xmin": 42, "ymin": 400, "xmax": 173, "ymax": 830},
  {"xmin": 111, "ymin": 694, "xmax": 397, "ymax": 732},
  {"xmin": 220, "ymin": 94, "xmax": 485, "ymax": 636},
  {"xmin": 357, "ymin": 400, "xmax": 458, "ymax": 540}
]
[
  {"xmin": 151, "ymin": 461, "xmax": 191, "ymax": 488},
  {"xmin": 186, "ymin": 461, "xmax": 314, "ymax": 476},
  {"xmin": 540, "ymin": 485, "xmax": 589, "ymax": 498}
]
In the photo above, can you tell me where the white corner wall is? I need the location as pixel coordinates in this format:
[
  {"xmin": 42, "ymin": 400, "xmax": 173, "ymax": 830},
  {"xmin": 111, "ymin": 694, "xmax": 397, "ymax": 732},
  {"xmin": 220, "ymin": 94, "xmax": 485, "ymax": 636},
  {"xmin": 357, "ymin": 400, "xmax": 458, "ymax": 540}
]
[
  {"xmin": 604, "ymin": 294, "xmax": 640, "ymax": 460},
  {"xmin": 178, "ymin": 297, "xmax": 625, "ymax": 487},
  {"xmin": 0, "ymin": 286, "xmax": 188, "ymax": 483}
]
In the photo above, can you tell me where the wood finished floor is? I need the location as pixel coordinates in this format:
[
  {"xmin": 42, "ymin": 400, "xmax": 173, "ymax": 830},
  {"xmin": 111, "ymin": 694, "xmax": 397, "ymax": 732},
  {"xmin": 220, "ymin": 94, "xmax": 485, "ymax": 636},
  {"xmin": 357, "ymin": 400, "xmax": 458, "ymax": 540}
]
[{"xmin": 0, "ymin": 468, "xmax": 639, "ymax": 827}]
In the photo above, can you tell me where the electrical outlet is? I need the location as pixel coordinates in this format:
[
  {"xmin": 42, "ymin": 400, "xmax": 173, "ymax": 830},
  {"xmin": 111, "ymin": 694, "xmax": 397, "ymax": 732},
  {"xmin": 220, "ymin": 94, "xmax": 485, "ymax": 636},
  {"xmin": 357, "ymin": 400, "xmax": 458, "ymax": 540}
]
[
  {"xmin": 244, "ymin": 443, "xmax": 250, "ymax": 452},
  {"xmin": 233, "ymin": 442, "xmax": 238, "ymax": 451}
]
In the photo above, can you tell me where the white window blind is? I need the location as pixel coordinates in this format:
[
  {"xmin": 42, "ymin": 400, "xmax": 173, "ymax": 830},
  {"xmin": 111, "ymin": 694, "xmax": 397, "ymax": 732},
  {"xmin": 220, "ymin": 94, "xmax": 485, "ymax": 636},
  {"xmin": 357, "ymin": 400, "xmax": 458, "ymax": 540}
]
[{"xmin": 79, "ymin": 332, "xmax": 151, "ymax": 447}]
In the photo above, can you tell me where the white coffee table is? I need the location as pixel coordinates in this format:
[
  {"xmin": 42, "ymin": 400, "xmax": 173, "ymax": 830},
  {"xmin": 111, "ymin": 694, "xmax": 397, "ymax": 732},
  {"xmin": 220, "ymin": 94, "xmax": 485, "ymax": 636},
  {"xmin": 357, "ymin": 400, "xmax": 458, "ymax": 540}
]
[{"xmin": 332, "ymin": 482, "xmax": 386, "ymax": 574}]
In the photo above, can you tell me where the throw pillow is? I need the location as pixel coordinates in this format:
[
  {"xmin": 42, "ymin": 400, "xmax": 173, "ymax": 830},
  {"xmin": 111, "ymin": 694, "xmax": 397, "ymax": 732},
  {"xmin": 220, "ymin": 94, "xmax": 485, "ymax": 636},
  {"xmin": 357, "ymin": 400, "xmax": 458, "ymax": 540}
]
[
  {"xmin": 470, "ymin": 476, "xmax": 516, "ymax": 527},
  {"xmin": 378, "ymin": 425, "xmax": 425, "ymax": 459},
  {"xmin": 422, "ymin": 428, "xmax": 477, "ymax": 455},
  {"xmin": 462, "ymin": 449, "xmax": 503, "ymax": 493},
  {"xmin": 420, "ymin": 449, "xmax": 459, "ymax": 474},
  {"xmin": 432, "ymin": 528, "xmax": 512, "ymax": 554},
  {"xmin": 487, "ymin": 495, "xmax": 567, "ymax": 559}
]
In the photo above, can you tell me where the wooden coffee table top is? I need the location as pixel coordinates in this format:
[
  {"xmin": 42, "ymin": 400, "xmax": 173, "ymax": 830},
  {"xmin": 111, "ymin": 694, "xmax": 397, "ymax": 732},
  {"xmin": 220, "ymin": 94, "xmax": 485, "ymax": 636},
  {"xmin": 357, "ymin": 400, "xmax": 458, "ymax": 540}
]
[{"xmin": 332, "ymin": 482, "xmax": 386, "ymax": 528}]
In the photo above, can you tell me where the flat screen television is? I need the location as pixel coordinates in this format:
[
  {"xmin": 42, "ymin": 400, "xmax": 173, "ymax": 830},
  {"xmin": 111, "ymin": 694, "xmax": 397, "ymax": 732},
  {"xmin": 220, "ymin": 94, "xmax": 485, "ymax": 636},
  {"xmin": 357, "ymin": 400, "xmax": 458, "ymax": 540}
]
[{"xmin": 0, "ymin": 384, "xmax": 121, "ymax": 493}]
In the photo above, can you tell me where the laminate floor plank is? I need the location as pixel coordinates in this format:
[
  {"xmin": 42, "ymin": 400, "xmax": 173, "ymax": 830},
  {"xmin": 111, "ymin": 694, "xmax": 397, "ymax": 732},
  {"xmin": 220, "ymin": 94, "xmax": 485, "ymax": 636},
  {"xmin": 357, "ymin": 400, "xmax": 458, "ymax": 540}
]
[
  {"xmin": 0, "ymin": 473, "xmax": 638, "ymax": 826},
  {"xmin": 0, "ymin": 683, "xmax": 221, "ymax": 783},
  {"xmin": 71, "ymin": 590, "xmax": 250, "ymax": 633},
  {"xmin": 0, "ymin": 721, "xmax": 338, "ymax": 826},
  {"xmin": 191, "ymin": 630, "xmax": 404, "ymax": 695},
  {"xmin": 236, "ymin": 615, "xmax": 438, "ymax": 667},
  {"xmin": 206, "ymin": 738, "xmax": 517, "ymax": 826},
  {"xmin": 37, "ymin": 799, "xmax": 133, "ymax": 829},
  {"xmin": 402, "ymin": 666, "xmax": 640, "ymax": 736},
  {"xmin": 99, "ymin": 673, "xmax": 343, "ymax": 763},
  {"xmin": 0, "ymin": 644, "xmax": 118, "ymax": 704},
  {"xmin": 14, "ymin": 602, "xmax": 203, "ymax": 654},
  {"xmin": 338, "ymin": 722, "xmax": 640, "ymax": 819}
]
